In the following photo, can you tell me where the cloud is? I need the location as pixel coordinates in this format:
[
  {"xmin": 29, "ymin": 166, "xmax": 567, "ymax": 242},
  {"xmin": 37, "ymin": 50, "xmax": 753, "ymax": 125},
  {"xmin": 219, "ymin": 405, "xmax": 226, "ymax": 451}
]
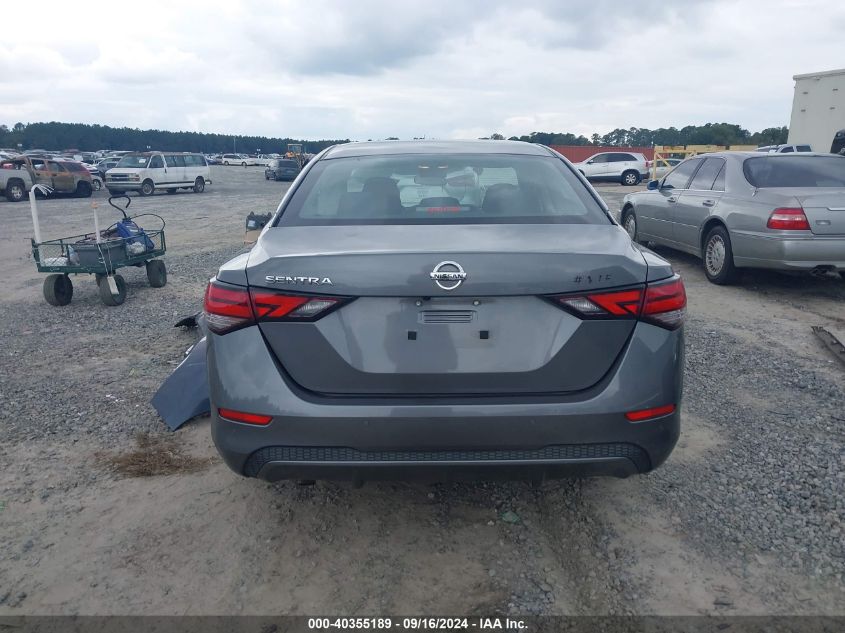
[{"xmin": 0, "ymin": 0, "xmax": 842, "ymax": 140}]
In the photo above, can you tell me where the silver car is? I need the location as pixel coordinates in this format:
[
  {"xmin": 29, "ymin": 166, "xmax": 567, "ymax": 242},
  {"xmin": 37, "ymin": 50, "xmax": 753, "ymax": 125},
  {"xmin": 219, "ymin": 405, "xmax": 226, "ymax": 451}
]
[
  {"xmin": 621, "ymin": 152, "xmax": 845, "ymax": 284},
  {"xmin": 206, "ymin": 140, "xmax": 685, "ymax": 483}
]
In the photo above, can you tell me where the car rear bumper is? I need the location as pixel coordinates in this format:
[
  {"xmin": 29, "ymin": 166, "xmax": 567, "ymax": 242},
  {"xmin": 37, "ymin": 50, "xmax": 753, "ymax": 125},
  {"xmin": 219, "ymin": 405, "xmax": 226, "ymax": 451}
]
[
  {"xmin": 732, "ymin": 231, "xmax": 845, "ymax": 270},
  {"xmin": 208, "ymin": 322, "xmax": 684, "ymax": 482}
]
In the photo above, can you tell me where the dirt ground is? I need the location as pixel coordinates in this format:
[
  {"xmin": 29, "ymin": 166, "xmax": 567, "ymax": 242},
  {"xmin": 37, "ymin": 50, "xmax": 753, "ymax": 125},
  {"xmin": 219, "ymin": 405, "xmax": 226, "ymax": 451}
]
[{"xmin": 0, "ymin": 167, "xmax": 843, "ymax": 616}]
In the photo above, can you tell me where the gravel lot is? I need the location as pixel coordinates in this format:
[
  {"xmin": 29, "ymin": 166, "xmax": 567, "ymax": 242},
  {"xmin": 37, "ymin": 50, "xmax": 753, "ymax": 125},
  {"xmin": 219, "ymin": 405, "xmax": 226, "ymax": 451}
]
[{"xmin": 0, "ymin": 166, "xmax": 843, "ymax": 615}]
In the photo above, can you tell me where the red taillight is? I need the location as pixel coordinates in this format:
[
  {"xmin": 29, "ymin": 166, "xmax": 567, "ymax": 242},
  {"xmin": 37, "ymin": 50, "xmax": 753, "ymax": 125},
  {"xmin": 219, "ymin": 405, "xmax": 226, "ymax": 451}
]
[
  {"xmin": 586, "ymin": 288, "xmax": 643, "ymax": 316},
  {"xmin": 204, "ymin": 282, "xmax": 252, "ymax": 334},
  {"xmin": 625, "ymin": 404, "xmax": 675, "ymax": 422},
  {"xmin": 767, "ymin": 208, "xmax": 810, "ymax": 230},
  {"xmin": 642, "ymin": 276, "xmax": 686, "ymax": 329},
  {"xmin": 218, "ymin": 407, "xmax": 272, "ymax": 425},
  {"xmin": 552, "ymin": 275, "xmax": 686, "ymax": 330},
  {"xmin": 203, "ymin": 279, "xmax": 350, "ymax": 334}
]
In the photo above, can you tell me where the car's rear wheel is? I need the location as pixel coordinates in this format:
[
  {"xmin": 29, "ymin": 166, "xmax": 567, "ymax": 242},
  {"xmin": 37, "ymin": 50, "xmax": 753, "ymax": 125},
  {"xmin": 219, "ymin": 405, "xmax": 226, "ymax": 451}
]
[
  {"xmin": 193, "ymin": 177, "xmax": 205, "ymax": 193},
  {"xmin": 5, "ymin": 179, "xmax": 26, "ymax": 202},
  {"xmin": 97, "ymin": 274, "xmax": 127, "ymax": 306},
  {"xmin": 91, "ymin": 178, "xmax": 102, "ymax": 191},
  {"xmin": 623, "ymin": 210, "xmax": 638, "ymax": 240},
  {"xmin": 139, "ymin": 180, "xmax": 155, "ymax": 196},
  {"xmin": 703, "ymin": 225, "xmax": 737, "ymax": 285},
  {"xmin": 241, "ymin": 162, "xmax": 247, "ymax": 167},
  {"xmin": 75, "ymin": 181, "xmax": 92, "ymax": 197},
  {"xmin": 224, "ymin": 161, "xmax": 230, "ymax": 166},
  {"xmin": 43, "ymin": 274, "xmax": 73, "ymax": 306},
  {"xmin": 621, "ymin": 170, "xmax": 640, "ymax": 186}
]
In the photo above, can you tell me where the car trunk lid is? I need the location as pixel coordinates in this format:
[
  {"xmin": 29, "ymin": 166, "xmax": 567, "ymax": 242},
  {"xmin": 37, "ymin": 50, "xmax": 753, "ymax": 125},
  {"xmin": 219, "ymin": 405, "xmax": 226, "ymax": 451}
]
[{"xmin": 246, "ymin": 224, "xmax": 650, "ymax": 396}]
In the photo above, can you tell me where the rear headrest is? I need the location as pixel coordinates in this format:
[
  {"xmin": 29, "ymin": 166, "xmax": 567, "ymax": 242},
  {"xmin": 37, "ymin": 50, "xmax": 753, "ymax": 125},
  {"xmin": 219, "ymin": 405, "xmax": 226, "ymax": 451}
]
[{"xmin": 482, "ymin": 183, "xmax": 524, "ymax": 215}]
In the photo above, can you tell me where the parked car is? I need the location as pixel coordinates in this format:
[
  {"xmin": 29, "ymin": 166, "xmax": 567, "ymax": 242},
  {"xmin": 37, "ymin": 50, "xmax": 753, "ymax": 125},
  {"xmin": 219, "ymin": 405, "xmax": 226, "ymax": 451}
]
[
  {"xmin": 205, "ymin": 140, "xmax": 686, "ymax": 483},
  {"xmin": 755, "ymin": 144, "xmax": 813, "ymax": 153},
  {"xmin": 95, "ymin": 157, "xmax": 121, "ymax": 180},
  {"xmin": 10, "ymin": 156, "xmax": 94, "ymax": 197},
  {"xmin": 220, "ymin": 153, "xmax": 257, "ymax": 166},
  {"xmin": 205, "ymin": 155, "xmax": 221, "ymax": 165},
  {"xmin": 105, "ymin": 152, "xmax": 211, "ymax": 196},
  {"xmin": 621, "ymin": 152, "xmax": 845, "ymax": 284},
  {"xmin": 649, "ymin": 158, "xmax": 682, "ymax": 180},
  {"xmin": 571, "ymin": 151, "xmax": 648, "ymax": 186},
  {"xmin": 265, "ymin": 158, "xmax": 301, "ymax": 181},
  {"xmin": 0, "ymin": 162, "xmax": 34, "ymax": 201}
]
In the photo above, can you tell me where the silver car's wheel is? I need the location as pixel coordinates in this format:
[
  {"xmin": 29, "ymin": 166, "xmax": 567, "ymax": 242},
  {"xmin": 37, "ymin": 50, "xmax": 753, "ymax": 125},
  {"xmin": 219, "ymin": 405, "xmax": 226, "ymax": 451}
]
[
  {"xmin": 703, "ymin": 225, "xmax": 737, "ymax": 285},
  {"xmin": 92, "ymin": 178, "xmax": 102, "ymax": 191},
  {"xmin": 622, "ymin": 170, "xmax": 640, "ymax": 186},
  {"xmin": 624, "ymin": 213, "xmax": 637, "ymax": 240},
  {"xmin": 705, "ymin": 235, "xmax": 725, "ymax": 276}
]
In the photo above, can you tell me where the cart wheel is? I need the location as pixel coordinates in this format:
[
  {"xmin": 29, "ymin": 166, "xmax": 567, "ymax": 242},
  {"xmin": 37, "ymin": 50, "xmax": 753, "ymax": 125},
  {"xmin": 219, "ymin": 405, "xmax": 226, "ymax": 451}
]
[
  {"xmin": 97, "ymin": 274, "xmax": 127, "ymax": 306},
  {"xmin": 43, "ymin": 274, "xmax": 73, "ymax": 306},
  {"xmin": 146, "ymin": 260, "xmax": 167, "ymax": 288}
]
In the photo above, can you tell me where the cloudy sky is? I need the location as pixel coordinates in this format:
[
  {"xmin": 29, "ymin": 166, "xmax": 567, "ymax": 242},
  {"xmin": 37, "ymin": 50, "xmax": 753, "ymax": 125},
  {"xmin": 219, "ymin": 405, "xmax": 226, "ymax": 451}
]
[{"xmin": 1, "ymin": 0, "xmax": 843, "ymax": 140}]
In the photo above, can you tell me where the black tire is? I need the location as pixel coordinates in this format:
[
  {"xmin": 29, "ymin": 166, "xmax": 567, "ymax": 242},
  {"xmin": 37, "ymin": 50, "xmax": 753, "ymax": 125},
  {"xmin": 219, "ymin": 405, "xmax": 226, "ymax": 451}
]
[
  {"xmin": 43, "ymin": 274, "xmax": 73, "ymax": 306},
  {"xmin": 4, "ymin": 179, "xmax": 26, "ymax": 202},
  {"xmin": 839, "ymin": 271, "xmax": 845, "ymax": 281},
  {"xmin": 167, "ymin": 188, "xmax": 177, "ymax": 194},
  {"xmin": 139, "ymin": 180, "xmax": 155, "ymax": 196},
  {"xmin": 621, "ymin": 170, "xmax": 640, "ymax": 186},
  {"xmin": 193, "ymin": 177, "xmax": 205, "ymax": 193},
  {"xmin": 97, "ymin": 274, "xmax": 127, "ymax": 306},
  {"xmin": 622, "ymin": 208, "xmax": 644, "ymax": 244},
  {"xmin": 241, "ymin": 162, "xmax": 247, "ymax": 167},
  {"xmin": 702, "ymin": 225, "xmax": 738, "ymax": 285},
  {"xmin": 92, "ymin": 178, "xmax": 102, "ymax": 191},
  {"xmin": 146, "ymin": 260, "xmax": 167, "ymax": 287},
  {"xmin": 75, "ymin": 181, "xmax": 93, "ymax": 198}
]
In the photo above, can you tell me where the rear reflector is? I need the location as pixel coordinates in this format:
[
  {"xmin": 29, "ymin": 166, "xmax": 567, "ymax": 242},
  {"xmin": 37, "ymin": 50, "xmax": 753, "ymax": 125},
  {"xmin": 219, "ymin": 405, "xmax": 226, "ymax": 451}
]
[
  {"xmin": 625, "ymin": 404, "xmax": 675, "ymax": 422},
  {"xmin": 203, "ymin": 279, "xmax": 351, "ymax": 334},
  {"xmin": 551, "ymin": 275, "xmax": 686, "ymax": 330},
  {"xmin": 218, "ymin": 408, "xmax": 273, "ymax": 425},
  {"xmin": 767, "ymin": 208, "xmax": 810, "ymax": 230}
]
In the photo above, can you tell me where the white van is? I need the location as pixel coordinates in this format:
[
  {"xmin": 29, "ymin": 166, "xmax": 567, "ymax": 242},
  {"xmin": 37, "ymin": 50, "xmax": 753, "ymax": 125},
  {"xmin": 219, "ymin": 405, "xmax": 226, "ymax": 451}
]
[{"xmin": 105, "ymin": 152, "xmax": 211, "ymax": 196}]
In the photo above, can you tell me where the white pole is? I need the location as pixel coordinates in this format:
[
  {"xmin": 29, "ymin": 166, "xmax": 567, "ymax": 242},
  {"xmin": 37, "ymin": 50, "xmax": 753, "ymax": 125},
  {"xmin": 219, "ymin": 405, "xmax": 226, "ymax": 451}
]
[
  {"xmin": 93, "ymin": 203, "xmax": 101, "ymax": 243},
  {"xmin": 29, "ymin": 188, "xmax": 42, "ymax": 244}
]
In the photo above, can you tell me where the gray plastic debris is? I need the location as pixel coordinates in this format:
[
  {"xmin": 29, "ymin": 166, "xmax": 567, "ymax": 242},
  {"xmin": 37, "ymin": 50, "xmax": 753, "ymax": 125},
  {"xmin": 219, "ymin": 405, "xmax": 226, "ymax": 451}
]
[{"xmin": 152, "ymin": 337, "xmax": 209, "ymax": 430}]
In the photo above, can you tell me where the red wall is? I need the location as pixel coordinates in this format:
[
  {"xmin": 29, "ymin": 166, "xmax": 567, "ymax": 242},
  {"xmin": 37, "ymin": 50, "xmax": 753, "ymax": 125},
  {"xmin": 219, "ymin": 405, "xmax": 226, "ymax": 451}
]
[{"xmin": 551, "ymin": 145, "xmax": 654, "ymax": 163}]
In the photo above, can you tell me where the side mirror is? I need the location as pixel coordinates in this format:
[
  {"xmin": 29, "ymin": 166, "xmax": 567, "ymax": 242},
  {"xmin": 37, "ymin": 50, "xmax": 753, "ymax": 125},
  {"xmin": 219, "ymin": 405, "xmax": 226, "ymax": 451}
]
[
  {"xmin": 586, "ymin": 160, "xmax": 595, "ymax": 164},
  {"xmin": 647, "ymin": 180, "xmax": 660, "ymax": 190}
]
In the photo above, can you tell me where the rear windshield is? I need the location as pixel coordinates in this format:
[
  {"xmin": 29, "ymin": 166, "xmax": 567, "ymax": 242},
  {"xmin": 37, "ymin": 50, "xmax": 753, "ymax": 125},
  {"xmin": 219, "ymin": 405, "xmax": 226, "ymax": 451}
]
[
  {"xmin": 277, "ymin": 154, "xmax": 608, "ymax": 226},
  {"xmin": 278, "ymin": 160, "xmax": 299, "ymax": 168},
  {"xmin": 116, "ymin": 155, "xmax": 150, "ymax": 169},
  {"xmin": 744, "ymin": 156, "xmax": 845, "ymax": 187}
]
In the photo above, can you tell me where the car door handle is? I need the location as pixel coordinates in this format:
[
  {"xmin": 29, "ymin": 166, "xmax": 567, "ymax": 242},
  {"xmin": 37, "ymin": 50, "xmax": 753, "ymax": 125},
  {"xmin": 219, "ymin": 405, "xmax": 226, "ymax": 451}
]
[
  {"xmin": 667, "ymin": 196, "xmax": 677, "ymax": 203},
  {"xmin": 702, "ymin": 200, "xmax": 716, "ymax": 207}
]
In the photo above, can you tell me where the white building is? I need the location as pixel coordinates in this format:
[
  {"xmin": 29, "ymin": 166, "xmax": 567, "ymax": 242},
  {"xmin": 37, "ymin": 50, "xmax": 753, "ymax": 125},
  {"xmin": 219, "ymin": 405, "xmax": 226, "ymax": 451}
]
[{"xmin": 788, "ymin": 68, "xmax": 845, "ymax": 152}]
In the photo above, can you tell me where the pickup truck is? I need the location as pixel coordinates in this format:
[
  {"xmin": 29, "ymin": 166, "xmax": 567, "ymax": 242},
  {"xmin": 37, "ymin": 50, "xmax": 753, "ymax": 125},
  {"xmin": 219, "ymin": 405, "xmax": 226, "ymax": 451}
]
[{"xmin": 0, "ymin": 163, "xmax": 34, "ymax": 202}]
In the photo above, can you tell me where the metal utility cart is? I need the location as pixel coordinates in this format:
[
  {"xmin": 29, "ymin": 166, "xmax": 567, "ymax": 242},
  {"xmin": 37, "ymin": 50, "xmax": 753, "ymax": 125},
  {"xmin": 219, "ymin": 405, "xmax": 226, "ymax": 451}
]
[{"xmin": 30, "ymin": 193, "xmax": 167, "ymax": 306}]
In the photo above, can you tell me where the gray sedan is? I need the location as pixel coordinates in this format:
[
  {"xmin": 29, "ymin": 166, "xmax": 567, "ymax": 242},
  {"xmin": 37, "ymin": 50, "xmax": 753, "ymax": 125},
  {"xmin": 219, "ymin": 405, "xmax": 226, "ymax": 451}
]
[
  {"xmin": 621, "ymin": 153, "xmax": 845, "ymax": 284},
  {"xmin": 205, "ymin": 140, "xmax": 685, "ymax": 483}
]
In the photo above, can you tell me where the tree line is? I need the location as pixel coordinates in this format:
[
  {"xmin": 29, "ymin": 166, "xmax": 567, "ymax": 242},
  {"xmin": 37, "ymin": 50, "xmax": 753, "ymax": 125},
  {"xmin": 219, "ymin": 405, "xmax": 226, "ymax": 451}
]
[
  {"xmin": 1, "ymin": 120, "xmax": 789, "ymax": 153},
  {"xmin": 0, "ymin": 122, "xmax": 349, "ymax": 154},
  {"xmin": 500, "ymin": 123, "xmax": 788, "ymax": 147}
]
